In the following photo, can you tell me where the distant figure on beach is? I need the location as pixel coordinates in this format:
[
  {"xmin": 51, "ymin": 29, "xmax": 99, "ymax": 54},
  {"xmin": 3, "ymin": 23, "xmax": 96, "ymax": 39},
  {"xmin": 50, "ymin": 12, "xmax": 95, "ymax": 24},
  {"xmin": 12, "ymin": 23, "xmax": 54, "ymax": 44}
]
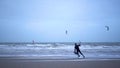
[{"xmin": 74, "ymin": 42, "xmax": 85, "ymax": 58}]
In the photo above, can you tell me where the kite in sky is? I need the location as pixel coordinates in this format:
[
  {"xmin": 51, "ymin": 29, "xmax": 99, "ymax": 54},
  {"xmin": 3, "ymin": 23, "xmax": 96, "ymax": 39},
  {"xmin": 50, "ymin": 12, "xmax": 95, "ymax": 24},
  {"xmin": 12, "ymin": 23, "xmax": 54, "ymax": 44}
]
[
  {"xmin": 105, "ymin": 26, "xmax": 109, "ymax": 31},
  {"xmin": 65, "ymin": 30, "xmax": 68, "ymax": 35}
]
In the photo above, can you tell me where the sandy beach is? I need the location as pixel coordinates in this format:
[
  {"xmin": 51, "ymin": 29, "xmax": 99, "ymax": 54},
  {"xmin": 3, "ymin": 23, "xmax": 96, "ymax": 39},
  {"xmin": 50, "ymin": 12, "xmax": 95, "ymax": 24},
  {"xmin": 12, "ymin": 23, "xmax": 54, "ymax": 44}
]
[{"xmin": 0, "ymin": 57, "xmax": 120, "ymax": 68}]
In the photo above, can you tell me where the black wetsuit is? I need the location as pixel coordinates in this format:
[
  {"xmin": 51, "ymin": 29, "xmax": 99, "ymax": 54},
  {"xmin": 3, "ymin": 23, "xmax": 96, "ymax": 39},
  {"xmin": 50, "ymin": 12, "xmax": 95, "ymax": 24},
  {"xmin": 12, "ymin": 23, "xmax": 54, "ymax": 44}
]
[
  {"xmin": 74, "ymin": 43, "xmax": 85, "ymax": 58},
  {"xmin": 74, "ymin": 44, "xmax": 80, "ymax": 54}
]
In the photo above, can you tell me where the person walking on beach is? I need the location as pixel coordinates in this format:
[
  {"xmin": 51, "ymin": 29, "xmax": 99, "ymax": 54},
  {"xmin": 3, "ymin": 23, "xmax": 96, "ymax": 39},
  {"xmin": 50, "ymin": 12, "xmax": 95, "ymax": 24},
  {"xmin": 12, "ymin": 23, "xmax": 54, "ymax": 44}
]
[{"xmin": 74, "ymin": 42, "xmax": 85, "ymax": 58}]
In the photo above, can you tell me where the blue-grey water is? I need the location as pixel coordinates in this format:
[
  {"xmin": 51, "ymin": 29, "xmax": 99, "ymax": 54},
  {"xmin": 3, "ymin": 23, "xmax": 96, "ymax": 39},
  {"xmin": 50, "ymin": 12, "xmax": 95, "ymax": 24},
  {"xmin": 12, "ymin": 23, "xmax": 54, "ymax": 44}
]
[{"xmin": 0, "ymin": 42, "xmax": 120, "ymax": 59}]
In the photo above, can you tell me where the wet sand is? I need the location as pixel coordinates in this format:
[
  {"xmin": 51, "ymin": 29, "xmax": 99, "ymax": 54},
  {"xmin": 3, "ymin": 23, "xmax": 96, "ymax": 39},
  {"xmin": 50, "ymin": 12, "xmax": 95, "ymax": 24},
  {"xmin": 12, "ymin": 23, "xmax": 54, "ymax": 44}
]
[{"xmin": 0, "ymin": 57, "xmax": 120, "ymax": 68}]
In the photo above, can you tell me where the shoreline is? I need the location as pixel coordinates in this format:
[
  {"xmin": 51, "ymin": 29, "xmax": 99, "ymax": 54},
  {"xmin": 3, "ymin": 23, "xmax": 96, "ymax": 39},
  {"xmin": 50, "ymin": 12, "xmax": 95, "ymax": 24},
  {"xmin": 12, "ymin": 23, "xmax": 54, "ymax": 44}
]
[{"xmin": 0, "ymin": 56, "xmax": 120, "ymax": 60}]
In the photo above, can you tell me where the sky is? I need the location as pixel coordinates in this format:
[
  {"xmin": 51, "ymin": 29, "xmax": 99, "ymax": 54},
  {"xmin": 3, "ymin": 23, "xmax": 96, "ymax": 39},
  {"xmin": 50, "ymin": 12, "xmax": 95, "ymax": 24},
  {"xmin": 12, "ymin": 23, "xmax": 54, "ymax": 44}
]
[{"xmin": 0, "ymin": 0, "xmax": 120, "ymax": 42}]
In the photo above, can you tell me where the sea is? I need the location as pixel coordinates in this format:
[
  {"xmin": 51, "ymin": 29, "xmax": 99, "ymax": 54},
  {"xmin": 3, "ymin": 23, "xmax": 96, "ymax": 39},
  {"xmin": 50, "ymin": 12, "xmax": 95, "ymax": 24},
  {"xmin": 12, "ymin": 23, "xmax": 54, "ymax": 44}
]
[{"xmin": 0, "ymin": 42, "xmax": 120, "ymax": 59}]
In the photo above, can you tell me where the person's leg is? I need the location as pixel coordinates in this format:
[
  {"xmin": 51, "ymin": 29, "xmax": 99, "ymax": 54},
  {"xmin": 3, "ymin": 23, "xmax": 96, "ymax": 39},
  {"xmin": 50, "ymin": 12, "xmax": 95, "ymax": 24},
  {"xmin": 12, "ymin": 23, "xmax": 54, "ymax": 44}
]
[
  {"xmin": 77, "ymin": 50, "xmax": 80, "ymax": 57},
  {"xmin": 79, "ymin": 51, "xmax": 85, "ymax": 58},
  {"xmin": 78, "ymin": 54, "xmax": 80, "ymax": 57}
]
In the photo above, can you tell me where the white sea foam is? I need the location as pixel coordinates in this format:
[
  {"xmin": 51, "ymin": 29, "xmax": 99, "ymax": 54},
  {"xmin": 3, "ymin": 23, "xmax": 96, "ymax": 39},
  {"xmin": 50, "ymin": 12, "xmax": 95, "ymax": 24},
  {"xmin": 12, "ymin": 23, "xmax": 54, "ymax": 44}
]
[{"xmin": 0, "ymin": 43, "xmax": 120, "ymax": 59}]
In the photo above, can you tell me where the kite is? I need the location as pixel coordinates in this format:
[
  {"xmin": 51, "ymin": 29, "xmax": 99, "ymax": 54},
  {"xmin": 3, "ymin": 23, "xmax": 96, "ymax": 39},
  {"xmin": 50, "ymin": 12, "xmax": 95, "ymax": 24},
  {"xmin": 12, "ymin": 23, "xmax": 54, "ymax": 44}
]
[
  {"xmin": 65, "ymin": 30, "xmax": 68, "ymax": 35},
  {"xmin": 105, "ymin": 26, "xmax": 109, "ymax": 31}
]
